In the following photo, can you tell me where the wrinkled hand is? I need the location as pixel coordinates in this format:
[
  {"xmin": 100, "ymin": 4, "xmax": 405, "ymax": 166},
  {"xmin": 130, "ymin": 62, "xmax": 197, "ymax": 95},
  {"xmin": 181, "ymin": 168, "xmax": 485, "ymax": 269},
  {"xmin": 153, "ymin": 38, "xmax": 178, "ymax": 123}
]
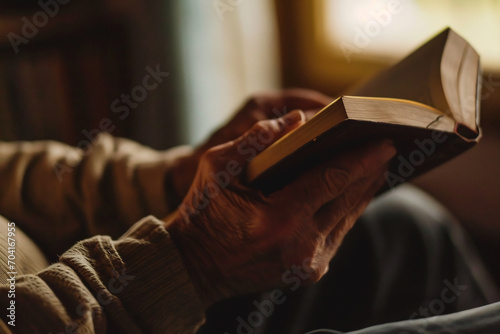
[
  {"xmin": 166, "ymin": 110, "xmax": 396, "ymax": 308},
  {"xmin": 169, "ymin": 89, "xmax": 332, "ymax": 205}
]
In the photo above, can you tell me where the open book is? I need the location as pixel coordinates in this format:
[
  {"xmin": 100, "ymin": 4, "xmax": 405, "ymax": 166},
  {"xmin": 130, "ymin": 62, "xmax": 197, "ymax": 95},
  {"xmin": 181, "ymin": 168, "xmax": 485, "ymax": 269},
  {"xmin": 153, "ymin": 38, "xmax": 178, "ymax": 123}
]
[{"xmin": 246, "ymin": 28, "xmax": 481, "ymax": 194}]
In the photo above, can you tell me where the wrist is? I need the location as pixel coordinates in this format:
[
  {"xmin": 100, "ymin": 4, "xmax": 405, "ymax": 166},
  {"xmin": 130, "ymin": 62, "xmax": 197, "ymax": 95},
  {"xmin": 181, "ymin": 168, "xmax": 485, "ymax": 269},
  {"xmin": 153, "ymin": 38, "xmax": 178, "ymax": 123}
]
[{"xmin": 163, "ymin": 211, "xmax": 223, "ymax": 308}]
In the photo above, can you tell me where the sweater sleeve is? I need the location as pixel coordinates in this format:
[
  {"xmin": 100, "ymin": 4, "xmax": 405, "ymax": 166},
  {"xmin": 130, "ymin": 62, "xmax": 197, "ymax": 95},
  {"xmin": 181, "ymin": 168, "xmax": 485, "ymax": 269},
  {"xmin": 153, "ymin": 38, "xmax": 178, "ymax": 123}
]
[
  {"xmin": 0, "ymin": 215, "xmax": 205, "ymax": 333},
  {"xmin": 0, "ymin": 134, "xmax": 193, "ymax": 259}
]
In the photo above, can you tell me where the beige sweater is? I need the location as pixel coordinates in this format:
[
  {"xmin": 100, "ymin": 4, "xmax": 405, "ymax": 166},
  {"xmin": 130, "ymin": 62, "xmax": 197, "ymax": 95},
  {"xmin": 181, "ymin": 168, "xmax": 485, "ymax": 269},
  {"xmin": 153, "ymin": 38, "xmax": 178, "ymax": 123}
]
[{"xmin": 0, "ymin": 134, "xmax": 205, "ymax": 333}]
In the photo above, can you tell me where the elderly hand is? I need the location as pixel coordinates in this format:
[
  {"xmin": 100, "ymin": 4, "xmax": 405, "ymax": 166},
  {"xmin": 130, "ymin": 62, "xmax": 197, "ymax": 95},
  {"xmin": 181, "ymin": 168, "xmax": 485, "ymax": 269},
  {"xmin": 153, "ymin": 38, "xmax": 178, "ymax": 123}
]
[
  {"xmin": 165, "ymin": 110, "xmax": 396, "ymax": 308},
  {"xmin": 169, "ymin": 89, "xmax": 332, "ymax": 205}
]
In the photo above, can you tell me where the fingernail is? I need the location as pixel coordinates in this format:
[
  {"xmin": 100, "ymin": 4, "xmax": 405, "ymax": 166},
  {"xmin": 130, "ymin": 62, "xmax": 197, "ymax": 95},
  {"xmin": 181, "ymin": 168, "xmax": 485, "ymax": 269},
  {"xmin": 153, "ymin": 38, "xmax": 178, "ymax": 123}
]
[
  {"xmin": 380, "ymin": 139, "xmax": 397, "ymax": 161},
  {"xmin": 282, "ymin": 109, "xmax": 304, "ymax": 125}
]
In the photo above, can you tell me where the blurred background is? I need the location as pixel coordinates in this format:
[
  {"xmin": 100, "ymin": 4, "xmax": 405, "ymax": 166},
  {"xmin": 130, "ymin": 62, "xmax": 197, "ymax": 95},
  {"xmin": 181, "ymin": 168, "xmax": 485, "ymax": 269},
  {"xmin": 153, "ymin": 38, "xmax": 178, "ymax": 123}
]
[{"xmin": 0, "ymin": 0, "xmax": 499, "ymax": 282}]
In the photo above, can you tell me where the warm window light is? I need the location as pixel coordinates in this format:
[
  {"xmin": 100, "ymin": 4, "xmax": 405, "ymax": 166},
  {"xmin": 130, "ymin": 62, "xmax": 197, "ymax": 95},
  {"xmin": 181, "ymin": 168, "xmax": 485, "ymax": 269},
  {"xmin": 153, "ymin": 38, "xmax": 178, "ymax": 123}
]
[{"xmin": 322, "ymin": 0, "xmax": 500, "ymax": 71}]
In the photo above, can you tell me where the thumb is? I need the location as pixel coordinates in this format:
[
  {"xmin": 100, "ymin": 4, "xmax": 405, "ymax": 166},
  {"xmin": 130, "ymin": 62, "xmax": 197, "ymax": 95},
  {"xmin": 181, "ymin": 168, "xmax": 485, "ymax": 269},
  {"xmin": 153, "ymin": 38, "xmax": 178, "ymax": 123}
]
[
  {"xmin": 230, "ymin": 109, "xmax": 305, "ymax": 165},
  {"xmin": 280, "ymin": 109, "xmax": 306, "ymax": 134}
]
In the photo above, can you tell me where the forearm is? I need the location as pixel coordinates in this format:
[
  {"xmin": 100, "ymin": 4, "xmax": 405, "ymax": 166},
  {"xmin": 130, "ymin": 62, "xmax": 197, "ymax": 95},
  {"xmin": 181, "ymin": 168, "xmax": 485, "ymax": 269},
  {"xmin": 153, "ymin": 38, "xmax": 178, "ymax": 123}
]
[
  {"xmin": 0, "ymin": 216, "xmax": 205, "ymax": 333},
  {"xmin": 0, "ymin": 134, "xmax": 193, "ymax": 257}
]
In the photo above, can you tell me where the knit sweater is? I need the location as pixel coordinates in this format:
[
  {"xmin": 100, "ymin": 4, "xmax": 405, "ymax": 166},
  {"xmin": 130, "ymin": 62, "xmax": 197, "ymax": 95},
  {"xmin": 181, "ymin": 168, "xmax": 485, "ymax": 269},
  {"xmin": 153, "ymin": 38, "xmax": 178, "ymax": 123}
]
[{"xmin": 0, "ymin": 134, "xmax": 205, "ymax": 333}]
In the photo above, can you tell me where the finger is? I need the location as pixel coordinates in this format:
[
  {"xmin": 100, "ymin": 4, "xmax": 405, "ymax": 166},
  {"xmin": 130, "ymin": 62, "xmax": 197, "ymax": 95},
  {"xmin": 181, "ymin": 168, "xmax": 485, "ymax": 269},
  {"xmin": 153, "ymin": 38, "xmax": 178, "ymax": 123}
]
[
  {"xmin": 279, "ymin": 139, "xmax": 396, "ymax": 214},
  {"xmin": 324, "ymin": 174, "xmax": 387, "ymax": 252},
  {"xmin": 315, "ymin": 165, "xmax": 387, "ymax": 232},
  {"xmin": 221, "ymin": 110, "xmax": 306, "ymax": 166},
  {"xmin": 307, "ymin": 175, "xmax": 385, "ymax": 276}
]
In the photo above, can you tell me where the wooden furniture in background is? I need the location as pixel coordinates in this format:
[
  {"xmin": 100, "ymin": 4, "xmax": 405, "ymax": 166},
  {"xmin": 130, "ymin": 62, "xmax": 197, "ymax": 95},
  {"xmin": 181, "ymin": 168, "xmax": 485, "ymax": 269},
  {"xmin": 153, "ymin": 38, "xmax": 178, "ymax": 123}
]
[{"xmin": 0, "ymin": 2, "xmax": 131, "ymax": 145}]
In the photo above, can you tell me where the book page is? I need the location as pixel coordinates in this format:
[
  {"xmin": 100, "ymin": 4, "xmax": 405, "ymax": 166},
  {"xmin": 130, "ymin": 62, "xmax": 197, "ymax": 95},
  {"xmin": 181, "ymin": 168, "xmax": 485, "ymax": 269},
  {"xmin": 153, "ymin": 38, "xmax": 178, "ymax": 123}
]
[{"xmin": 352, "ymin": 29, "xmax": 451, "ymax": 117}]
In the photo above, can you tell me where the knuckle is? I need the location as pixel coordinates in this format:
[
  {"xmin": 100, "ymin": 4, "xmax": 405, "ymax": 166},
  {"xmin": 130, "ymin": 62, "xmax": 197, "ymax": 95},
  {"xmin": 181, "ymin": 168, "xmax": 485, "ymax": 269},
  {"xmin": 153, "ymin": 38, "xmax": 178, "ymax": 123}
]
[
  {"xmin": 256, "ymin": 118, "xmax": 279, "ymax": 132},
  {"xmin": 322, "ymin": 167, "xmax": 350, "ymax": 197},
  {"xmin": 274, "ymin": 117, "xmax": 288, "ymax": 132},
  {"xmin": 254, "ymin": 120, "xmax": 279, "ymax": 141},
  {"xmin": 201, "ymin": 147, "xmax": 224, "ymax": 169},
  {"xmin": 247, "ymin": 119, "xmax": 269, "ymax": 137}
]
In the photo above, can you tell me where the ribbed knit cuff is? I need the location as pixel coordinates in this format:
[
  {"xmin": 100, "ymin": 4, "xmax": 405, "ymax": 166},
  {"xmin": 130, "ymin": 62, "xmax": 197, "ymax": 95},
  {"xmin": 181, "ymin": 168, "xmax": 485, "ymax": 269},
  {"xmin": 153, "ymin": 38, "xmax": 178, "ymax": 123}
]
[{"xmin": 114, "ymin": 216, "xmax": 205, "ymax": 333}]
